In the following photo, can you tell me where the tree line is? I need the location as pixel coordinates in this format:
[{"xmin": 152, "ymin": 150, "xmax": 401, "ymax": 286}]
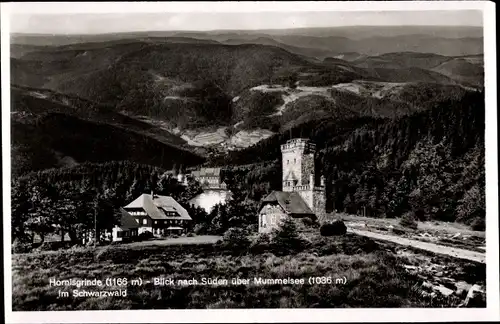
[
  {"xmin": 11, "ymin": 160, "xmax": 260, "ymax": 245},
  {"xmin": 212, "ymin": 91, "xmax": 486, "ymax": 226}
]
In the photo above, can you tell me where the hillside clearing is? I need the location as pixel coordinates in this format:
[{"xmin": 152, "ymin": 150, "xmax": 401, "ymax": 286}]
[
  {"xmin": 250, "ymin": 84, "xmax": 335, "ymax": 116},
  {"xmin": 331, "ymin": 80, "xmax": 407, "ymax": 98}
]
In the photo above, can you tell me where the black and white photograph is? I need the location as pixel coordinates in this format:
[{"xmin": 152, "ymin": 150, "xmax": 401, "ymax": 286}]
[{"xmin": 2, "ymin": 1, "xmax": 498, "ymax": 323}]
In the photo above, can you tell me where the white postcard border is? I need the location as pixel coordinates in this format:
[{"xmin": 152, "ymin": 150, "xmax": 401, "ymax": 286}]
[{"xmin": 2, "ymin": 1, "xmax": 498, "ymax": 323}]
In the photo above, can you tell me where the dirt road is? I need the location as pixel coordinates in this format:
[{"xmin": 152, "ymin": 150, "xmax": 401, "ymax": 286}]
[
  {"xmin": 126, "ymin": 235, "xmax": 222, "ymax": 248},
  {"xmin": 349, "ymin": 228, "xmax": 485, "ymax": 263}
]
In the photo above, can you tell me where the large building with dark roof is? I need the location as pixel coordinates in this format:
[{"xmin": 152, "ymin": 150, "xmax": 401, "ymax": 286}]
[
  {"xmin": 258, "ymin": 138, "xmax": 326, "ymax": 233},
  {"xmin": 190, "ymin": 167, "xmax": 227, "ymax": 189},
  {"xmin": 113, "ymin": 192, "xmax": 192, "ymax": 240}
]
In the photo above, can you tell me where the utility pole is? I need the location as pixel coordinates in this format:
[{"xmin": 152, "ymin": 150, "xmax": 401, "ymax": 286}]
[
  {"xmin": 94, "ymin": 197, "xmax": 98, "ymax": 248},
  {"xmin": 94, "ymin": 207, "xmax": 97, "ymax": 247}
]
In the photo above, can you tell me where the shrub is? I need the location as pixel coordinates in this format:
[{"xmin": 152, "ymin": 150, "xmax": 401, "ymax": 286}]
[
  {"xmin": 301, "ymin": 217, "xmax": 319, "ymax": 228},
  {"xmin": 320, "ymin": 220, "xmax": 347, "ymax": 236},
  {"xmin": 221, "ymin": 227, "xmax": 251, "ymax": 255},
  {"xmin": 270, "ymin": 217, "xmax": 307, "ymax": 255},
  {"xmin": 392, "ymin": 227, "xmax": 407, "ymax": 235},
  {"xmin": 12, "ymin": 239, "xmax": 32, "ymax": 254},
  {"xmin": 250, "ymin": 232, "xmax": 271, "ymax": 254},
  {"xmin": 138, "ymin": 231, "xmax": 153, "ymax": 240},
  {"xmin": 193, "ymin": 223, "xmax": 208, "ymax": 235},
  {"xmin": 399, "ymin": 211, "xmax": 418, "ymax": 230},
  {"xmin": 245, "ymin": 224, "xmax": 258, "ymax": 233},
  {"xmin": 36, "ymin": 242, "xmax": 62, "ymax": 251},
  {"xmin": 470, "ymin": 217, "xmax": 485, "ymax": 231},
  {"xmin": 130, "ymin": 235, "xmax": 142, "ymax": 242}
]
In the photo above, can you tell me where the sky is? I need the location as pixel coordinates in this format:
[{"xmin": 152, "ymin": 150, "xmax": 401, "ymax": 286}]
[{"xmin": 10, "ymin": 10, "xmax": 483, "ymax": 34}]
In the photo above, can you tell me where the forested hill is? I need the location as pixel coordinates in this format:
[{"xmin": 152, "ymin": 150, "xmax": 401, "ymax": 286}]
[
  {"xmin": 214, "ymin": 90, "xmax": 485, "ymax": 225},
  {"xmin": 11, "ymin": 112, "xmax": 204, "ymax": 177}
]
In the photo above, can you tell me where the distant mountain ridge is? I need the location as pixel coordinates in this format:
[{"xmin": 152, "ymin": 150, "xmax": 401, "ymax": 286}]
[
  {"xmin": 12, "ymin": 25, "xmax": 482, "ymax": 56},
  {"xmin": 10, "ymin": 26, "xmax": 484, "ymax": 176}
]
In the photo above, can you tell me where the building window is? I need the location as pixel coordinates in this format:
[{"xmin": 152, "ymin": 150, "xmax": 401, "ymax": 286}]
[
  {"xmin": 294, "ymin": 158, "xmax": 296, "ymax": 164},
  {"xmin": 143, "ymin": 219, "xmax": 147, "ymax": 225},
  {"xmin": 287, "ymin": 160, "xmax": 289, "ymax": 165},
  {"xmin": 118, "ymin": 231, "xmax": 129, "ymax": 237}
]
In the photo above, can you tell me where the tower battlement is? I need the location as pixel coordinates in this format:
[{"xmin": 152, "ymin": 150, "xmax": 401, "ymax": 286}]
[
  {"xmin": 281, "ymin": 138, "xmax": 316, "ymax": 154},
  {"xmin": 281, "ymin": 138, "xmax": 326, "ymax": 218}
]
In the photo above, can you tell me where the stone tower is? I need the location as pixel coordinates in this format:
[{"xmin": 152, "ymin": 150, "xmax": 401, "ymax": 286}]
[{"xmin": 280, "ymin": 138, "xmax": 326, "ymax": 221}]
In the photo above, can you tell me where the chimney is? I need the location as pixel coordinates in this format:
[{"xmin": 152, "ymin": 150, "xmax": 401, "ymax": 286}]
[{"xmin": 309, "ymin": 173, "xmax": 314, "ymax": 187}]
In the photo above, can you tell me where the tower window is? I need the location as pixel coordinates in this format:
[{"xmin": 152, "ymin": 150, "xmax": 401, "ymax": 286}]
[
  {"xmin": 287, "ymin": 160, "xmax": 289, "ymax": 165},
  {"xmin": 294, "ymin": 158, "xmax": 296, "ymax": 164}
]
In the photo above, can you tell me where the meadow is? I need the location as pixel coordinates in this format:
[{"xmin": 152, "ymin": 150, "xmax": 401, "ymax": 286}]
[{"xmin": 11, "ymin": 233, "xmax": 471, "ymax": 311}]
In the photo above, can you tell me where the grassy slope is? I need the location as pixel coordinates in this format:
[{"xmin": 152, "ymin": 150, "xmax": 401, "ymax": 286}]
[{"xmin": 12, "ymin": 234, "xmax": 464, "ymax": 310}]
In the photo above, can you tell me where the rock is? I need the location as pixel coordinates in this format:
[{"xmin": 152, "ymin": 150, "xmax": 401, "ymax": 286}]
[
  {"xmin": 464, "ymin": 284, "xmax": 486, "ymax": 307},
  {"xmin": 451, "ymin": 233, "xmax": 461, "ymax": 239},
  {"xmin": 320, "ymin": 220, "xmax": 347, "ymax": 236},
  {"xmin": 455, "ymin": 281, "xmax": 472, "ymax": 296},
  {"xmin": 435, "ymin": 285, "xmax": 455, "ymax": 297},
  {"xmin": 435, "ymin": 271, "xmax": 444, "ymax": 277},
  {"xmin": 422, "ymin": 281, "xmax": 434, "ymax": 289},
  {"xmin": 433, "ymin": 265, "xmax": 445, "ymax": 272}
]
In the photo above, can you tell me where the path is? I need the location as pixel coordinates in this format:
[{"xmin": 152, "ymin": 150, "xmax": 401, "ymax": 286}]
[
  {"xmin": 126, "ymin": 235, "xmax": 222, "ymax": 247},
  {"xmin": 349, "ymin": 228, "xmax": 485, "ymax": 263}
]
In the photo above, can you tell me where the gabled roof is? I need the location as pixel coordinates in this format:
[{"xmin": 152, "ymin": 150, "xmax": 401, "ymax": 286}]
[
  {"xmin": 118, "ymin": 208, "xmax": 141, "ymax": 229},
  {"xmin": 192, "ymin": 167, "xmax": 221, "ymax": 177},
  {"xmin": 284, "ymin": 170, "xmax": 299, "ymax": 181},
  {"xmin": 260, "ymin": 191, "xmax": 313, "ymax": 215},
  {"xmin": 124, "ymin": 194, "xmax": 192, "ymax": 221}
]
